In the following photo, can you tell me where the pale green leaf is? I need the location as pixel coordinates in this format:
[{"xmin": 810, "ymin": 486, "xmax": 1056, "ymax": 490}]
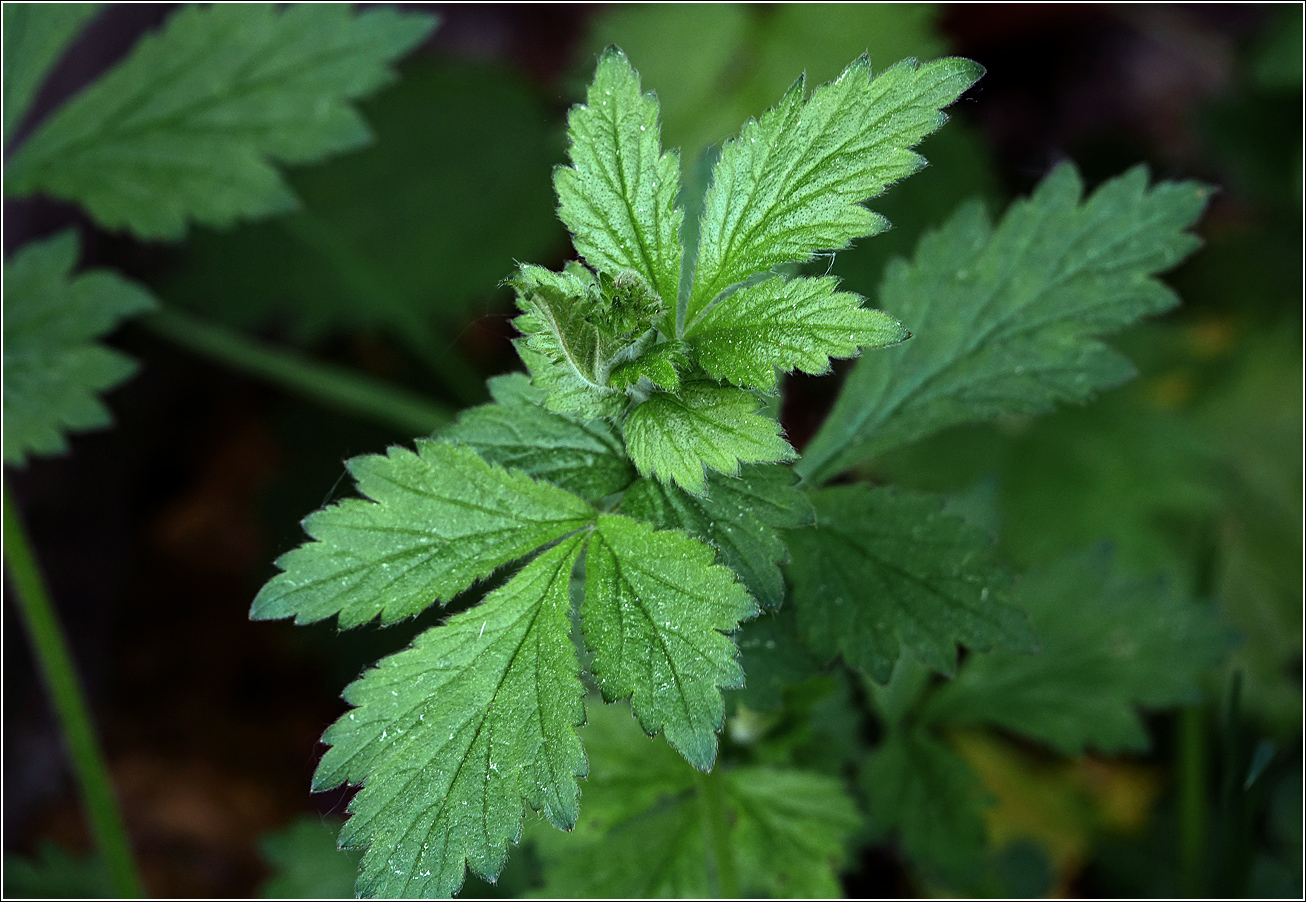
[
  {"xmin": 583, "ymin": 514, "xmax": 757, "ymax": 770},
  {"xmin": 624, "ymin": 383, "xmax": 796, "ymax": 495},
  {"xmin": 534, "ymin": 702, "xmax": 861, "ymax": 898},
  {"xmin": 686, "ymin": 274, "xmax": 909, "ymax": 390},
  {"xmin": 2, "ymin": 230, "xmax": 155, "ymax": 467},
  {"xmin": 621, "ymin": 463, "xmax": 813, "ymax": 609},
  {"xmin": 442, "ymin": 373, "xmax": 635, "ymax": 502},
  {"xmin": 923, "ymin": 547, "xmax": 1231, "ymax": 754},
  {"xmin": 5, "ymin": 4, "xmax": 435, "ymax": 238},
  {"xmin": 516, "ymin": 341, "xmax": 628, "ymax": 421},
  {"xmin": 800, "ymin": 164, "xmax": 1211, "ymax": 484},
  {"xmin": 686, "ymin": 55, "xmax": 983, "ymax": 324},
  {"xmin": 555, "ymin": 46, "xmax": 683, "ymax": 307},
  {"xmin": 608, "ymin": 338, "xmax": 690, "ymax": 392},
  {"xmin": 315, "ymin": 536, "xmax": 588, "ymax": 898},
  {"xmin": 2, "ymin": 3, "xmax": 100, "ymax": 146},
  {"xmin": 786, "ymin": 485, "xmax": 1036, "ymax": 683},
  {"xmin": 250, "ymin": 441, "xmax": 594, "ymax": 628}
]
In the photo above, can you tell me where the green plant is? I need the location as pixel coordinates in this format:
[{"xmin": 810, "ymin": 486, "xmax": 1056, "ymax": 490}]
[{"xmin": 243, "ymin": 45, "xmax": 1232, "ymax": 899}]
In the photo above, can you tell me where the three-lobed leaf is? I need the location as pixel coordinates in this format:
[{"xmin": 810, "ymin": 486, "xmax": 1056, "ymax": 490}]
[
  {"xmin": 5, "ymin": 4, "xmax": 435, "ymax": 238},
  {"xmin": 786, "ymin": 485, "xmax": 1036, "ymax": 683},
  {"xmin": 686, "ymin": 55, "xmax": 984, "ymax": 326},
  {"xmin": 2, "ymin": 230, "xmax": 156, "ymax": 467},
  {"xmin": 315, "ymin": 536, "xmax": 588, "ymax": 898},
  {"xmin": 800, "ymin": 163, "xmax": 1211, "ymax": 484},
  {"xmin": 250, "ymin": 441, "xmax": 595, "ymax": 628}
]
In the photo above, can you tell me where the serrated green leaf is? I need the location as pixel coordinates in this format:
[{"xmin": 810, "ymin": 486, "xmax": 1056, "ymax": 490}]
[
  {"xmin": 621, "ymin": 464, "xmax": 813, "ymax": 609},
  {"xmin": 800, "ymin": 164, "xmax": 1211, "ymax": 484},
  {"xmin": 259, "ymin": 817, "xmax": 360, "ymax": 900},
  {"xmin": 442, "ymin": 373, "xmax": 635, "ymax": 502},
  {"xmin": 516, "ymin": 341, "xmax": 629, "ymax": 421},
  {"xmin": 786, "ymin": 485, "xmax": 1036, "ymax": 683},
  {"xmin": 923, "ymin": 547, "xmax": 1231, "ymax": 755},
  {"xmin": 533, "ymin": 702, "xmax": 860, "ymax": 898},
  {"xmin": 2, "ymin": 230, "xmax": 156, "ymax": 467},
  {"xmin": 686, "ymin": 55, "xmax": 983, "ymax": 324},
  {"xmin": 686, "ymin": 274, "xmax": 909, "ymax": 390},
  {"xmin": 583, "ymin": 514, "xmax": 757, "ymax": 770},
  {"xmin": 5, "ymin": 4, "xmax": 435, "ymax": 238},
  {"xmin": 624, "ymin": 383, "xmax": 796, "ymax": 495},
  {"xmin": 315, "ymin": 536, "xmax": 588, "ymax": 898},
  {"xmin": 2, "ymin": 3, "xmax": 100, "ymax": 146},
  {"xmin": 608, "ymin": 338, "xmax": 690, "ymax": 392},
  {"xmin": 863, "ymin": 727, "xmax": 989, "ymax": 881},
  {"xmin": 555, "ymin": 46, "xmax": 683, "ymax": 308},
  {"xmin": 250, "ymin": 441, "xmax": 594, "ymax": 628}
]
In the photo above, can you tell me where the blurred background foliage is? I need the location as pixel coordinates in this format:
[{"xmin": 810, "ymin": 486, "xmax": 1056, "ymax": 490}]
[{"xmin": 3, "ymin": 3, "xmax": 1300, "ymax": 898}]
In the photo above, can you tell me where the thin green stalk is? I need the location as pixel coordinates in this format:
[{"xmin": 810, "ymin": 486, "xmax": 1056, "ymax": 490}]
[
  {"xmin": 3, "ymin": 486, "xmax": 143, "ymax": 898},
  {"xmin": 697, "ymin": 769, "xmax": 738, "ymax": 899},
  {"xmin": 1178, "ymin": 705, "xmax": 1207, "ymax": 897},
  {"xmin": 144, "ymin": 307, "xmax": 453, "ymax": 436}
]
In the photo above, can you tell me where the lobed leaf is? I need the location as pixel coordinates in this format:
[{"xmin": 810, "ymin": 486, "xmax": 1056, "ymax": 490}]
[
  {"xmin": 923, "ymin": 546, "xmax": 1232, "ymax": 754},
  {"xmin": 250, "ymin": 441, "xmax": 594, "ymax": 628},
  {"xmin": 624, "ymin": 383, "xmax": 796, "ymax": 496},
  {"xmin": 555, "ymin": 46, "xmax": 684, "ymax": 308},
  {"xmin": 4, "ymin": 4, "xmax": 435, "ymax": 238},
  {"xmin": 621, "ymin": 463, "xmax": 813, "ymax": 609},
  {"xmin": 687, "ymin": 55, "xmax": 983, "ymax": 325},
  {"xmin": 686, "ymin": 274, "xmax": 909, "ymax": 390},
  {"xmin": 583, "ymin": 514, "xmax": 758, "ymax": 770},
  {"xmin": 315, "ymin": 537, "xmax": 588, "ymax": 898},
  {"xmin": 800, "ymin": 164, "xmax": 1211, "ymax": 484},
  {"xmin": 786, "ymin": 485, "xmax": 1036, "ymax": 683},
  {"xmin": 442, "ymin": 373, "xmax": 635, "ymax": 502},
  {"xmin": 2, "ymin": 3, "xmax": 100, "ymax": 146},
  {"xmin": 2, "ymin": 230, "xmax": 156, "ymax": 467}
]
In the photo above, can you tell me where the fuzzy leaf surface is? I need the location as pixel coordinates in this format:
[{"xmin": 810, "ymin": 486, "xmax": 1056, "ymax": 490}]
[
  {"xmin": 315, "ymin": 537, "xmax": 588, "ymax": 898},
  {"xmin": 555, "ymin": 46, "xmax": 683, "ymax": 307},
  {"xmin": 533, "ymin": 703, "xmax": 860, "ymax": 897},
  {"xmin": 250, "ymin": 441, "xmax": 594, "ymax": 628},
  {"xmin": 687, "ymin": 55, "xmax": 982, "ymax": 324},
  {"xmin": 4, "ymin": 4, "xmax": 434, "ymax": 238},
  {"xmin": 621, "ymin": 464, "xmax": 814, "ymax": 609},
  {"xmin": 800, "ymin": 164, "xmax": 1211, "ymax": 484},
  {"xmin": 786, "ymin": 485, "xmax": 1035, "ymax": 683},
  {"xmin": 442, "ymin": 373, "xmax": 634, "ymax": 502},
  {"xmin": 583, "ymin": 514, "xmax": 757, "ymax": 770},
  {"xmin": 923, "ymin": 547, "xmax": 1231, "ymax": 754},
  {"xmin": 686, "ymin": 275, "xmax": 908, "ymax": 390},
  {"xmin": 2, "ymin": 3, "xmax": 100, "ymax": 145},
  {"xmin": 624, "ymin": 383, "xmax": 796, "ymax": 495},
  {"xmin": 2, "ymin": 230, "xmax": 155, "ymax": 466}
]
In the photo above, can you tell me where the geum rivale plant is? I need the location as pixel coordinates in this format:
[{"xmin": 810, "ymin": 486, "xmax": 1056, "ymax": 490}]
[{"xmin": 252, "ymin": 47, "xmax": 1214, "ymax": 897}]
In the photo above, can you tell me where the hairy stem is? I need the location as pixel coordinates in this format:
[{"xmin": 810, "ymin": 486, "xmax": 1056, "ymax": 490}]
[
  {"xmin": 697, "ymin": 768, "xmax": 738, "ymax": 898},
  {"xmin": 3, "ymin": 486, "xmax": 143, "ymax": 898},
  {"xmin": 145, "ymin": 306, "xmax": 453, "ymax": 436}
]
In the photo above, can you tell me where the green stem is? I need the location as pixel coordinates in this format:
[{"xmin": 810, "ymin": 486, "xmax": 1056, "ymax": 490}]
[
  {"xmin": 3, "ymin": 486, "xmax": 143, "ymax": 898},
  {"xmin": 144, "ymin": 307, "xmax": 453, "ymax": 436},
  {"xmin": 697, "ymin": 769, "xmax": 738, "ymax": 899},
  {"xmin": 1178, "ymin": 705, "xmax": 1207, "ymax": 897}
]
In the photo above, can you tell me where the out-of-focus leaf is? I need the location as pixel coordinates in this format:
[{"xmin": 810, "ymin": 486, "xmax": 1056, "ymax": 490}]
[
  {"xmin": 159, "ymin": 60, "xmax": 563, "ymax": 343},
  {"xmin": 259, "ymin": 817, "xmax": 360, "ymax": 899},
  {"xmin": 2, "ymin": 842, "xmax": 111, "ymax": 899},
  {"xmin": 2, "ymin": 3, "xmax": 100, "ymax": 146}
]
